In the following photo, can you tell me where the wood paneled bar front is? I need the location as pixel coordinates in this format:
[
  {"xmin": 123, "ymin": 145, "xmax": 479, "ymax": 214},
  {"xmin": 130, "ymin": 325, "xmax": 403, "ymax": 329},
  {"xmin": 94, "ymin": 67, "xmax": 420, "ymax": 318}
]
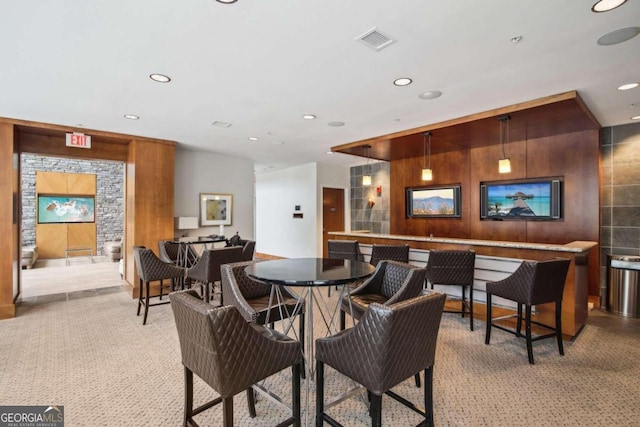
[{"xmin": 329, "ymin": 231, "xmax": 597, "ymax": 338}]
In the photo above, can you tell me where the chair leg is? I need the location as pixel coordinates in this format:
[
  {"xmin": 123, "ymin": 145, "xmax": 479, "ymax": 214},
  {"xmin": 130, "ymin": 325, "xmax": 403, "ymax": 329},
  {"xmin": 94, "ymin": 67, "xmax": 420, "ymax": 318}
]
[
  {"xmin": 525, "ymin": 305, "xmax": 534, "ymax": 364},
  {"xmin": 469, "ymin": 285, "xmax": 474, "ymax": 331},
  {"xmin": 315, "ymin": 361, "xmax": 324, "ymax": 427},
  {"xmin": 339, "ymin": 310, "xmax": 346, "ymax": 330},
  {"xmin": 424, "ymin": 367, "xmax": 434, "ymax": 427},
  {"xmin": 143, "ymin": 282, "xmax": 150, "ymax": 325},
  {"xmin": 516, "ymin": 303, "xmax": 523, "ymax": 337},
  {"xmin": 159, "ymin": 279, "xmax": 164, "ymax": 300},
  {"xmin": 292, "ymin": 363, "xmax": 301, "ymax": 427},
  {"xmin": 485, "ymin": 293, "xmax": 492, "ymax": 345},
  {"xmin": 246, "ymin": 388, "xmax": 256, "ymax": 418},
  {"xmin": 556, "ymin": 300, "xmax": 564, "ymax": 356},
  {"xmin": 460, "ymin": 285, "xmax": 466, "ymax": 319},
  {"xmin": 370, "ymin": 393, "xmax": 382, "ymax": 427},
  {"xmin": 299, "ymin": 315, "xmax": 306, "ymax": 379},
  {"xmin": 137, "ymin": 278, "xmax": 143, "ymax": 316},
  {"xmin": 184, "ymin": 367, "xmax": 193, "ymax": 427},
  {"xmin": 414, "ymin": 372, "xmax": 421, "ymax": 388},
  {"xmin": 222, "ymin": 396, "xmax": 233, "ymax": 426}
]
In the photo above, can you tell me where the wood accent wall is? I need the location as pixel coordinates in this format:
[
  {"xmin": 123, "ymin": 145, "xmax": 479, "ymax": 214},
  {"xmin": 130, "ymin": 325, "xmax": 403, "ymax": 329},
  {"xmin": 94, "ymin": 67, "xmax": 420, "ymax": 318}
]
[
  {"xmin": 0, "ymin": 117, "xmax": 176, "ymax": 318},
  {"xmin": 35, "ymin": 172, "xmax": 97, "ymax": 259}
]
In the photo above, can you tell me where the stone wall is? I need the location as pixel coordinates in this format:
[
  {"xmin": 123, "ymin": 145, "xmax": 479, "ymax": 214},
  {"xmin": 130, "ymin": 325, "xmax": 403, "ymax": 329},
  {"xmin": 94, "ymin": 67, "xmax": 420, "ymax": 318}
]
[
  {"xmin": 21, "ymin": 154, "xmax": 125, "ymax": 256},
  {"xmin": 600, "ymin": 122, "xmax": 640, "ymax": 298},
  {"xmin": 350, "ymin": 161, "xmax": 390, "ymax": 233}
]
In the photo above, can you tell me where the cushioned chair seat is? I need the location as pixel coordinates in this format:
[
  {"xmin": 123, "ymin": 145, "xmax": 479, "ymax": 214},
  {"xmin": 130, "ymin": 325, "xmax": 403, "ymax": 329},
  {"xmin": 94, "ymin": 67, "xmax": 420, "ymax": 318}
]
[
  {"xmin": 103, "ymin": 240, "xmax": 122, "ymax": 261},
  {"xmin": 21, "ymin": 245, "xmax": 38, "ymax": 269}
]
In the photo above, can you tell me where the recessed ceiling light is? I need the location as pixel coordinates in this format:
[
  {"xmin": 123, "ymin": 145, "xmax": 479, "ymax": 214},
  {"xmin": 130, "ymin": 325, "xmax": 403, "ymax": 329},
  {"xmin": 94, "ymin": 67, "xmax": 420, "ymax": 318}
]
[
  {"xmin": 597, "ymin": 27, "xmax": 640, "ymax": 45},
  {"xmin": 418, "ymin": 90, "xmax": 443, "ymax": 100},
  {"xmin": 618, "ymin": 83, "xmax": 639, "ymax": 90},
  {"xmin": 149, "ymin": 73, "xmax": 171, "ymax": 83},
  {"xmin": 124, "ymin": 114, "xmax": 139, "ymax": 120},
  {"xmin": 632, "ymin": 115, "xmax": 640, "ymax": 120},
  {"xmin": 591, "ymin": 0, "xmax": 627, "ymax": 12},
  {"xmin": 510, "ymin": 35, "xmax": 523, "ymax": 44},
  {"xmin": 216, "ymin": 0, "xmax": 237, "ymax": 3},
  {"xmin": 302, "ymin": 114, "xmax": 316, "ymax": 120},
  {"xmin": 393, "ymin": 78, "xmax": 412, "ymax": 86},
  {"xmin": 326, "ymin": 151, "xmax": 334, "ymax": 155},
  {"xmin": 248, "ymin": 137, "xmax": 259, "ymax": 141},
  {"xmin": 328, "ymin": 121, "xmax": 345, "ymax": 127}
]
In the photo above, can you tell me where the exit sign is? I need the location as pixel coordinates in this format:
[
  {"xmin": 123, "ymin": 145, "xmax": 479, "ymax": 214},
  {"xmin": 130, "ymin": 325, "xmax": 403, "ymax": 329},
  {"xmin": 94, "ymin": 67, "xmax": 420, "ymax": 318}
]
[{"xmin": 65, "ymin": 132, "xmax": 91, "ymax": 149}]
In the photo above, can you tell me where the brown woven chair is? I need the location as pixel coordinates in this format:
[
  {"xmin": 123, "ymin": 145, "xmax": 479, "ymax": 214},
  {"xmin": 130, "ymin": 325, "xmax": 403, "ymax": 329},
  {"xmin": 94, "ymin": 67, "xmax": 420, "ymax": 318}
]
[
  {"xmin": 158, "ymin": 240, "xmax": 198, "ymax": 266},
  {"xmin": 485, "ymin": 258, "xmax": 571, "ymax": 364},
  {"xmin": 221, "ymin": 261, "xmax": 306, "ymax": 347},
  {"xmin": 186, "ymin": 246, "xmax": 244, "ymax": 304},
  {"xmin": 339, "ymin": 260, "xmax": 426, "ymax": 330},
  {"xmin": 426, "ymin": 250, "xmax": 476, "ymax": 331},
  {"xmin": 133, "ymin": 247, "xmax": 185, "ymax": 325},
  {"xmin": 316, "ymin": 290, "xmax": 446, "ymax": 427},
  {"xmin": 239, "ymin": 240, "xmax": 256, "ymax": 261},
  {"xmin": 327, "ymin": 239, "xmax": 364, "ymax": 296},
  {"xmin": 170, "ymin": 289, "xmax": 302, "ymax": 427},
  {"xmin": 368, "ymin": 244, "xmax": 410, "ymax": 266}
]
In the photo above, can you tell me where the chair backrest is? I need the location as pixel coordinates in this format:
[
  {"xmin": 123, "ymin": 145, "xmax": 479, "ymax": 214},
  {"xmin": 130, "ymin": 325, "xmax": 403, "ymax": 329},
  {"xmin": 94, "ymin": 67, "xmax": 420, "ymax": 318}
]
[
  {"xmin": 426, "ymin": 250, "xmax": 476, "ymax": 286},
  {"xmin": 527, "ymin": 258, "xmax": 571, "ymax": 305},
  {"xmin": 316, "ymin": 290, "xmax": 446, "ymax": 395},
  {"xmin": 240, "ymin": 240, "xmax": 256, "ymax": 261},
  {"xmin": 133, "ymin": 247, "xmax": 185, "ymax": 282},
  {"xmin": 221, "ymin": 260, "xmax": 271, "ymax": 300},
  {"xmin": 379, "ymin": 260, "xmax": 426, "ymax": 301},
  {"xmin": 328, "ymin": 240, "xmax": 364, "ymax": 262},
  {"xmin": 158, "ymin": 240, "xmax": 179, "ymax": 263},
  {"xmin": 189, "ymin": 246, "xmax": 244, "ymax": 283},
  {"xmin": 369, "ymin": 244, "xmax": 410, "ymax": 266}
]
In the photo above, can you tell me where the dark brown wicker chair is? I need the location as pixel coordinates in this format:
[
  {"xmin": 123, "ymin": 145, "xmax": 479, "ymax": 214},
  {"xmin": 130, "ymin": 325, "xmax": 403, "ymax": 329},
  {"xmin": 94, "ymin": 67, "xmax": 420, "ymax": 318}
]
[
  {"xmin": 186, "ymin": 246, "xmax": 244, "ymax": 304},
  {"xmin": 339, "ymin": 260, "xmax": 426, "ymax": 330},
  {"xmin": 327, "ymin": 239, "xmax": 364, "ymax": 296},
  {"xmin": 239, "ymin": 240, "xmax": 255, "ymax": 261},
  {"xmin": 485, "ymin": 258, "xmax": 571, "ymax": 364},
  {"xmin": 368, "ymin": 244, "xmax": 410, "ymax": 266},
  {"xmin": 133, "ymin": 247, "xmax": 185, "ymax": 325},
  {"xmin": 170, "ymin": 289, "xmax": 302, "ymax": 427},
  {"xmin": 221, "ymin": 261, "xmax": 306, "ymax": 347},
  {"xmin": 316, "ymin": 290, "xmax": 446, "ymax": 427},
  {"xmin": 158, "ymin": 240, "xmax": 198, "ymax": 266},
  {"xmin": 426, "ymin": 250, "xmax": 476, "ymax": 331}
]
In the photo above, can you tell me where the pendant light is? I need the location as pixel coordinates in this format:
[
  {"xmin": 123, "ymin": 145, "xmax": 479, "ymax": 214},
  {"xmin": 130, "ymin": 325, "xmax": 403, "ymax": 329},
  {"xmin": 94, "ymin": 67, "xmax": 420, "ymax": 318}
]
[
  {"xmin": 498, "ymin": 115, "xmax": 511, "ymax": 174},
  {"xmin": 362, "ymin": 145, "xmax": 372, "ymax": 186},
  {"xmin": 421, "ymin": 132, "xmax": 433, "ymax": 181}
]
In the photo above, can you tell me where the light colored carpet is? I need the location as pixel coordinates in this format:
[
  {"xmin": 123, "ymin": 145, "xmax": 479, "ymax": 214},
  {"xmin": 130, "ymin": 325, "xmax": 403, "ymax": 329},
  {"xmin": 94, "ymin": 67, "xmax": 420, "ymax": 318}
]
[{"xmin": 1, "ymin": 287, "xmax": 639, "ymax": 426}]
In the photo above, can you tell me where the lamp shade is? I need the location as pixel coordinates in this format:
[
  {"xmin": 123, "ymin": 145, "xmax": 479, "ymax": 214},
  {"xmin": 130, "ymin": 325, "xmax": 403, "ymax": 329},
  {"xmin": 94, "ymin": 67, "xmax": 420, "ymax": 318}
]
[
  {"xmin": 498, "ymin": 158, "xmax": 511, "ymax": 174},
  {"xmin": 175, "ymin": 216, "xmax": 199, "ymax": 230},
  {"xmin": 362, "ymin": 175, "xmax": 372, "ymax": 186},
  {"xmin": 421, "ymin": 168, "xmax": 433, "ymax": 181}
]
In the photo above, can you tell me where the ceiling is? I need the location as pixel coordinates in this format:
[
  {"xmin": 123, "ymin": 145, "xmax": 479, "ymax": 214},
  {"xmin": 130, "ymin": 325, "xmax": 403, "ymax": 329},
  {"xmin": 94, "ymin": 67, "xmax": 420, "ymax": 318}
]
[{"xmin": 1, "ymin": 1, "xmax": 639, "ymax": 172}]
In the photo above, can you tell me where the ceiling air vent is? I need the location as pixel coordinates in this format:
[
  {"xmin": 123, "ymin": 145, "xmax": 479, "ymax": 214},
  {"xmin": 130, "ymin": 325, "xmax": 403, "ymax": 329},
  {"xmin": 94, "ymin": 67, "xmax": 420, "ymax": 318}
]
[{"xmin": 356, "ymin": 27, "xmax": 396, "ymax": 51}]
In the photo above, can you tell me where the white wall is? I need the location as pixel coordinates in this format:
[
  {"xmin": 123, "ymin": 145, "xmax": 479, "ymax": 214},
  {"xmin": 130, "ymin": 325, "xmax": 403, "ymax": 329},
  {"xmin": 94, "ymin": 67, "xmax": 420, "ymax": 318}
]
[
  {"xmin": 256, "ymin": 162, "xmax": 350, "ymax": 258},
  {"xmin": 174, "ymin": 148, "xmax": 254, "ymax": 240}
]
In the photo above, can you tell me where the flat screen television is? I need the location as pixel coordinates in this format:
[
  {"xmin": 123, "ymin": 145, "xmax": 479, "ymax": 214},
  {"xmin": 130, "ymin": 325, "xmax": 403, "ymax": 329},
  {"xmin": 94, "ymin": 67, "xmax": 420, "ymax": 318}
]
[
  {"xmin": 480, "ymin": 178, "xmax": 562, "ymax": 220},
  {"xmin": 37, "ymin": 194, "xmax": 95, "ymax": 224},
  {"xmin": 406, "ymin": 185, "xmax": 461, "ymax": 218}
]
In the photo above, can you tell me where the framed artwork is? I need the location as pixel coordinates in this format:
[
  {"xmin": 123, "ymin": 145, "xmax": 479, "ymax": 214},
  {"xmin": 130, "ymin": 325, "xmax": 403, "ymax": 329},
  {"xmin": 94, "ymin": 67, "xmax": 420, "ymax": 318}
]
[
  {"xmin": 406, "ymin": 185, "xmax": 461, "ymax": 218},
  {"xmin": 37, "ymin": 194, "xmax": 96, "ymax": 224},
  {"xmin": 200, "ymin": 193, "xmax": 232, "ymax": 226}
]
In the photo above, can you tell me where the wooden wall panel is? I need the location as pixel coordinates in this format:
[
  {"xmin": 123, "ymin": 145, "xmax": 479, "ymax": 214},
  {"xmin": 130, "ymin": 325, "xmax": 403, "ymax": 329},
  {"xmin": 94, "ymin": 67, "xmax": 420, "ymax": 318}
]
[
  {"xmin": 0, "ymin": 123, "xmax": 17, "ymax": 319},
  {"xmin": 36, "ymin": 224, "xmax": 67, "ymax": 259},
  {"xmin": 36, "ymin": 171, "xmax": 68, "ymax": 193},
  {"xmin": 68, "ymin": 223, "xmax": 96, "ymax": 250},
  {"xmin": 68, "ymin": 173, "xmax": 96, "ymax": 194}
]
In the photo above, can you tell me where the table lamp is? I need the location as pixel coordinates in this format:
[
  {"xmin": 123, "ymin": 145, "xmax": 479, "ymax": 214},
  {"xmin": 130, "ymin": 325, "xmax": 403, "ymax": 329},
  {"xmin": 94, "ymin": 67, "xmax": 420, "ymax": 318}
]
[{"xmin": 175, "ymin": 216, "xmax": 199, "ymax": 237}]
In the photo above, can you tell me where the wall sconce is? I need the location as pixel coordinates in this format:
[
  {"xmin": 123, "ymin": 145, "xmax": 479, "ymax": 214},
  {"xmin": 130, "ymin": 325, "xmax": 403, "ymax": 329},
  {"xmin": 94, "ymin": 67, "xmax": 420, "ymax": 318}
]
[
  {"xmin": 367, "ymin": 199, "xmax": 375, "ymax": 208},
  {"xmin": 362, "ymin": 144, "xmax": 372, "ymax": 186},
  {"xmin": 498, "ymin": 115, "xmax": 511, "ymax": 174},
  {"xmin": 421, "ymin": 131, "xmax": 433, "ymax": 181}
]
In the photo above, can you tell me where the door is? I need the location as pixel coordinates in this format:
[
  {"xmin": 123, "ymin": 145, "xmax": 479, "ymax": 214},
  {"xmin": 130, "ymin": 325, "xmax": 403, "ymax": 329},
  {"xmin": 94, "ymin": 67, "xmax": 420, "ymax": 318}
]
[{"xmin": 322, "ymin": 187, "xmax": 345, "ymax": 257}]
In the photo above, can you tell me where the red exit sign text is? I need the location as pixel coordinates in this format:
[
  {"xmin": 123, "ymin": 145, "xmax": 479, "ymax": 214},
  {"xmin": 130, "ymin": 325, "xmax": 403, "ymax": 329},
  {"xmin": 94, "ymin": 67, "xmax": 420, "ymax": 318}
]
[{"xmin": 65, "ymin": 132, "xmax": 92, "ymax": 149}]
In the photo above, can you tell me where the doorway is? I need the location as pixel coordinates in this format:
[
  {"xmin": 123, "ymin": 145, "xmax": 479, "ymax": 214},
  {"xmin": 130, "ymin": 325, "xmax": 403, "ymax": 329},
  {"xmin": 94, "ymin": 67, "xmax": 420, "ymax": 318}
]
[{"xmin": 322, "ymin": 187, "xmax": 345, "ymax": 257}]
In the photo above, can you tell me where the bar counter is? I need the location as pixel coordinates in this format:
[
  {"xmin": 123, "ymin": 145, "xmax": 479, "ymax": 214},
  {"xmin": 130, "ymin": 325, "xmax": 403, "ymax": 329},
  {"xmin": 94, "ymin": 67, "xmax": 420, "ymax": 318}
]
[{"xmin": 328, "ymin": 231, "xmax": 598, "ymax": 337}]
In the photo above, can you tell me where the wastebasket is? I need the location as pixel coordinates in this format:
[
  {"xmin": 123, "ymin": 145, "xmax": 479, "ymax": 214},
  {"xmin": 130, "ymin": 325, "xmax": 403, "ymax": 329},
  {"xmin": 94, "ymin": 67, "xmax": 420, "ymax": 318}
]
[{"xmin": 607, "ymin": 255, "xmax": 640, "ymax": 318}]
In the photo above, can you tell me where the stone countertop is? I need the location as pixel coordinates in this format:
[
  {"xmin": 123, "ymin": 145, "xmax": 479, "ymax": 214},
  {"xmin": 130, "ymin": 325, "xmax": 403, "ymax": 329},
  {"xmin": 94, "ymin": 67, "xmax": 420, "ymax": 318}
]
[{"xmin": 328, "ymin": 232, "xmax": 597, "ymax": 254}]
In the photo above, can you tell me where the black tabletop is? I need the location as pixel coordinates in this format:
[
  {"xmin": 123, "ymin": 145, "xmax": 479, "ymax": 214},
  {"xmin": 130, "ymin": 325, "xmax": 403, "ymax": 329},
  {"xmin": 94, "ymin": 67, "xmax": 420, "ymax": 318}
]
[
  {"xmin": 245, "ymin": 258, "xmax": 375, "ymax": 287},
  {"xmin": 171, "ymin": 235, "xmax": 227, "ymax": 244}
]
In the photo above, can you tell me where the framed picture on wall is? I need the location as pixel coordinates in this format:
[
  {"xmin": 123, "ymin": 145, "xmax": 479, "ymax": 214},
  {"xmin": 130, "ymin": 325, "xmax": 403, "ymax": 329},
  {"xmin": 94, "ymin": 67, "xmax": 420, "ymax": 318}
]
[{"xmin": 200, "ymin": 193, "xmax": 232, "ymax": 226}]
